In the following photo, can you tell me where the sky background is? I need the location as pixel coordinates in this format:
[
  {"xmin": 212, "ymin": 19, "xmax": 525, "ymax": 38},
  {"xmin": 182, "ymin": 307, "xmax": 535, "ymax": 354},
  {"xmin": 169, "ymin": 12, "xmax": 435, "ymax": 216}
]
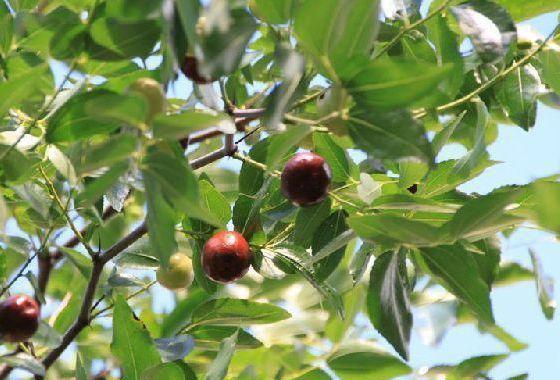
[{"xmin": 5, "ymin": 3, "xmax": 560, "ymax": 380}]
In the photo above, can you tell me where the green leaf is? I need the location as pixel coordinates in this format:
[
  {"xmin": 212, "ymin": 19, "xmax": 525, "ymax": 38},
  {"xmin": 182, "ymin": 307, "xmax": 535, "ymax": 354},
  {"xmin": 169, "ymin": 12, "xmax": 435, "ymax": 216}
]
[
  {"xmin": 313, "ymin": 133, "xmax": 350, "ymax": 182},
  {"xmin": 0, "ymin": 69, "xmax": 47, "ymax": 119},
  {"xmin": 191, "ymin": 326, "xmax": 262, "ymax": 350},
  {"xmin": 143, "ymin": 162, "xmax": 178, "ymax": 270},
  {"xmin": 0, "ymin": 145, "xmax": 35, "ymax": 182},
  {"xmin": 266, "ymin": 126, "xmax": 311, "ymax": 169},
  {"xmin": 161, "ymin": 288, "xmax": 211, "ymax": 337},
  {"xmin": 47, "ymin": 90, "xmax": 145, "ymax": 142},
  {"xmin": 540, "ymin": 44, "xmax": 560, "ymax": 95},
  {"xmin": 450, "ymin": 354, "xmax": 509, "ymax": 379},
  {"xmin": 249, "ymin": 0, "xmax": 294, "ymax": 24},
  {"xmin": 450, "ymin": 1, "xmax": 516, "ymax": 63},
  {"xmin": 311, "ymin": 210, "xmax": 350, "ymax": 281},
  {"xmin": 111, "ymin": 296, "xmax": 161, "ymax": 380},
  {"xmin": 267, "ymin": 246, "xmax": 345, "ymax": 318},
  {"xmin": 419, "ymin": 155, "xmax": 498, "ymax": 197},
  {"xmin": 196, "ymin": 8, "xmax": 257, "ymax": 78},
  {"xmin": 204, "ymin": 330, "xmax": 238, "ymax": 380},
  {"xmin": 367, "ymin": 250, "xmax": 412, "ymax": 360},
  {"xmin": 76, "ymin": 135, "xmax": 137, "ymax": 176},
  {"xmin": 45, "ymin": 145, "xmax": 78, "ymax": 185},
  {"xmin": 153, "ymin": 111, "xmax": 234, "ymax": 140},
  {"xmin": 141, "ymin": 363, "xmax": 184, "ymax": 380},
  {"xmin": 292, "ymin": 199, "xmax": 332, "ymax": 247},
  {"xmin": 191, "ymin": 299, "xmax": 291, "ymax": 327},
  {"xmin": 191, "ymin": 240, "xmax": 218, "ymax": 294},
  {"xmin": 529, "ymin": 249, "xmax": 556, "ymax": 320},
  {"xmin": 60, "ymin": 248, "xmax": 93, "ymax": 279},
  {"xmin": 495, "ymin": 261, "xmax": 533, "ymax": 286},
  {"xmin": 143, "ymin": 144, "xmax": 221, "ymax": 228},
  {"xmin": 105, "ymin": 0, "xmax": 161, "ymax": 21},
  {"xmin": 481, "ymin": 324, "xmax": 528, "ymax": 352},
  {"xmin": 348, "ymin": 214, "xmax": 441, "ymax": 247},
  {"xmin": 327, "ymin": 343, "xmax": 411, "ymax": 380},
  {"xmin": 432, "ymin": 111, "xmax": 466, "ymax": 155},
  {"xmin": 495, "ymin": 63, "xmax": 541, "ymax": 130},
  {"xmin": 239, "ymin": 139, "xmax": 268, "ymax": 196},
  {"xmin": 199, "ymin": 180, "xmax": 232, "ymax": 227},
  {"xmin": 75, "ymin": 353, "xmax": 88, "ymax": 380},
  {"xmin": 90, "ymin": 18, "xmax": 160, "ymax": 59},
  {"xmin": 419, "ymin": 244, "xmax": 494, "ymax": 323},
  {"xmin": 113, "ymin": 237, "xmax": 159, "ymax": 270},
  {"xmin": 76, "ymin": 161, "xmax": 129, "ymax": 207},
  {"xmin": 349, "ymin": 243, "xmax": 374, "ymax": 285},
  {"xmin": 294, "ymin": 0, "xmax": 379, "ymax": 80},
  {"xmin": 425, "ymin": 14, "xmax": 464, "ymax": 103},
  {"xmin": 348, "ymin": 108, "xmax": 433, "ymax": 162},
  {"xmin": 531, "ymin": 181, "xmax": 560, "ymax": 233},
  {"xmin": 494, "ymin": 0, "xmax": 560, "ymax": 21},
  {"xmin": 442, "ymin": 187, "xmax": 524, "ymax": 242},
  {"xmin": 345, "ymin": 59, "xmax": 453, "ymax": 108}
]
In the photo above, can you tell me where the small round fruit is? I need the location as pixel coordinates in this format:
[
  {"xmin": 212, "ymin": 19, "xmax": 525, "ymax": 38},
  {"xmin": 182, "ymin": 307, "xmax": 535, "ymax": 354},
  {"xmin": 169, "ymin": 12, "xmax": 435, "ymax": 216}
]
[
  {"xmin": 0, "ymin": 295, "xmax": 40, "ymax": 342},
  {"xmin": 202, "ymin": 231, "xmax": 252, "ymax": 283},
  {"xmin": 281, "ymin": 152, "xmax": 332, "ymax": 207},
  {"xmin": 128, "ymin": 77, "xmax": 165, "ymax": 122},
  {"xmin": 181, "ymin": 56, "xmax": 213, "ymax": 84},
  {"xmin": 156, "ymin": 253, "xmax": 194, "ymax": 290}
]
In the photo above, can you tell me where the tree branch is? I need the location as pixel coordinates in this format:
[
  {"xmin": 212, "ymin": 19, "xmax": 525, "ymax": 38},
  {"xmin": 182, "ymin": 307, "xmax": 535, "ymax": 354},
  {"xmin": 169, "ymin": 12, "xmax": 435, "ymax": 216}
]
[
  {"xmin": 372, "ymin": 0, "xmax": 454, "ymax": 59},
  {"xmin": 33, "ymin": 140, "xmax": 238, "ymax": 378},
  {"xmin": 415, "ymin": 23, "xmax": 560, "ymax": 118}
]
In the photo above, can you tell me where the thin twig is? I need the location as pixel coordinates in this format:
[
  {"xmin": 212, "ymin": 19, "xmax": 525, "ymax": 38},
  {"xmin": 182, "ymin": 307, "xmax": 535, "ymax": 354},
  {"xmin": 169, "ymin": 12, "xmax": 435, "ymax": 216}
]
[
  {"xmin": 233, "ymin": 152, "xmax": 281, "ymax": 177},
  {"xmin": 90, "ymin": 281, "xmax": 156, "ymax": 320},
  {"xmin": 39, "ymin": 167, "xmax": 96, "ymax": 258},
  {"xmin": 0, "ymin": 62, "xmax": 77, "ymax": 160},
  {"xmin": 0, "ymin": 252, "xmax": 38, "ymax": 298},
  {"xmin": 36, "ymin": 142, "xmax": 236, "ymax": 376},
  {"xmin": 372, "ymin": 0, "xmax": 454, "ymax": 59},
  {"xmin": 415, "ymin": 23, "xmax": 560, "ymax": 118}
]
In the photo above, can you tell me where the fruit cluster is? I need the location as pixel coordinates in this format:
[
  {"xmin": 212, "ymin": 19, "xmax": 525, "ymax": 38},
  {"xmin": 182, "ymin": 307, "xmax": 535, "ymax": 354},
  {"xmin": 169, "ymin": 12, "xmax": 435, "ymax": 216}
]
[{"xmin": 157, "ymin": 151, "xmax": 333, "ymax": 288}]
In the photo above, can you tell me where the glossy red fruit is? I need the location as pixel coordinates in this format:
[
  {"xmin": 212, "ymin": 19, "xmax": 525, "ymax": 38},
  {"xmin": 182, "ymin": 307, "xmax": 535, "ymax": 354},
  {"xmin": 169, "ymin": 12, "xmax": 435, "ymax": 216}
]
[
  {"xmin": 281, "ymin": 152, "xmax": 332, "ymax": 207},
  {"xmin": 181, "ymin": 56, "xmax": 213, "ymax": 84},
  {"xmin": 202, "ymin": 231, "xmax": 252, "ymax": 283},
  {"xmin": 0, "ymin": 295, "xmax": 40, "ymax": 342}
]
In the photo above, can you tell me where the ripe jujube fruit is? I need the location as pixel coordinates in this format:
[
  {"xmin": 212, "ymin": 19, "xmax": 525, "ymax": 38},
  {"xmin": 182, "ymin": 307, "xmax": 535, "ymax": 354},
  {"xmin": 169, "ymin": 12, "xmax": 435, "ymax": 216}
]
[
  {"xmin": 281, "ymin": 152, "xmax": 332, "ymax": 207},
  {"xmin": 0, "ymin": 295, "xmax": 40, "ymax": 342},
  {"xmin": 202, "ymin": 231, "xmax": 252, "ymax": 283},
  {"xmin": 181, "ymin": 56, "xmax": 214, "ymax": 84},
  {"xmin": 156, "ymin": 253, "xmax": 194, "ymax": 290}
]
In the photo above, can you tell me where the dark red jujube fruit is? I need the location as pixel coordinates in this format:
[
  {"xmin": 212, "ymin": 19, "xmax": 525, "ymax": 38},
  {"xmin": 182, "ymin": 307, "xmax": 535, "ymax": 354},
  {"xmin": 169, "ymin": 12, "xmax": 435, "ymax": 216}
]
[
  {"xmin": 202, "ymin": 231, "xmax": 252, "ymax": 283},
  {"xmin": 0, "ymin": 294, "xmax": 40, "ymax": 342},
  {"xmin": 181, "ymin": 56, "xmax": 214, "ymax": 84},
  {"xmin": 281, "ymin": 152, "xmax": 332, "ymax": 207}
]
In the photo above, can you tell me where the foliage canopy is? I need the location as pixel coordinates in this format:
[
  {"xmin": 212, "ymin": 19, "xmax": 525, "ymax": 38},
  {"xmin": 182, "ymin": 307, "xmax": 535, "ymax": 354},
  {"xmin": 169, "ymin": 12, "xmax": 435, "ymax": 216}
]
[{"xmin": 0, "ymin": 0, "xmax": 559, "ymax": 379}]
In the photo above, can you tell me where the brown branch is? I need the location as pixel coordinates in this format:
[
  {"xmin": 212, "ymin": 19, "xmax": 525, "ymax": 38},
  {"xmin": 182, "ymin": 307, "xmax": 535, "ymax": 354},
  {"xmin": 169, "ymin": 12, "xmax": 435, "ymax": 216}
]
[
  {"xmin": 33, "ymin": 142, "xmax": 237, "ymax": 378},
  {"xmin": 36, "ymin": 206, "xmax": 119, "ymax": 301}
]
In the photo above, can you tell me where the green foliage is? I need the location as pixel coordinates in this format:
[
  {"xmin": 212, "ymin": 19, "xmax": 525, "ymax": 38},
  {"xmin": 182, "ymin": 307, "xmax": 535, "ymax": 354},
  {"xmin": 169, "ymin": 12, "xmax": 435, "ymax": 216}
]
[{"xmin": 0, "ymin": 0, "xmax": 558, "ymax": 379}]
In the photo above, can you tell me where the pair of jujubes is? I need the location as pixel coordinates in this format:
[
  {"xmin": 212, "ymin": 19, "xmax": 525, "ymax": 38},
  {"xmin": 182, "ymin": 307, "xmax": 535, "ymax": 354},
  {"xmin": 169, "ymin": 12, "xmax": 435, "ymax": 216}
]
[{"xmin": 0, "ymin": 55, "xmax": 333, "ymax": 342}]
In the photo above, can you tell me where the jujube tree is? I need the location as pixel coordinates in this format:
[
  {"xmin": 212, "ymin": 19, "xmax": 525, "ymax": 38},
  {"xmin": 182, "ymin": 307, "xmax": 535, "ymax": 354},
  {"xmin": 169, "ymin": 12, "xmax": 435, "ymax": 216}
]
[{"xmin": 0, "ymin": 0, "xmax": 559, "ymax": 379}]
